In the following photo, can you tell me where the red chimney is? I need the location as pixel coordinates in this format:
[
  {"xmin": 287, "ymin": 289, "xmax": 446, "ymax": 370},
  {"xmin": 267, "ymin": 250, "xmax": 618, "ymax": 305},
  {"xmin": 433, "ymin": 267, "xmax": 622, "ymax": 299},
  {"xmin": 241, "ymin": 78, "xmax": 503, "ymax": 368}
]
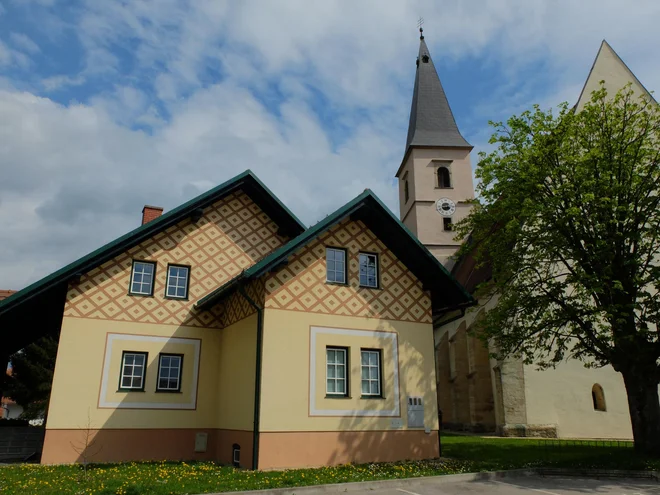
[{"xmin": 142, "ymin": 205, "xmax": 164, "ymax": 225}]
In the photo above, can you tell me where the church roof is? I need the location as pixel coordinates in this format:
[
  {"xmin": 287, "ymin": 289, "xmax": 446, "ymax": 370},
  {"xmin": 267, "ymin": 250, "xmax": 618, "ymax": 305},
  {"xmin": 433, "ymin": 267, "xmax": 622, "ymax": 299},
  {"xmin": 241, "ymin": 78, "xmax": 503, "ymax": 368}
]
[
  {"xmin": 405, "ymin": 35, "xmax": 471, "ymax": 152},
  {"xmin": 576, "ymin": 40, "xmax": 656, "ymax": 109}
]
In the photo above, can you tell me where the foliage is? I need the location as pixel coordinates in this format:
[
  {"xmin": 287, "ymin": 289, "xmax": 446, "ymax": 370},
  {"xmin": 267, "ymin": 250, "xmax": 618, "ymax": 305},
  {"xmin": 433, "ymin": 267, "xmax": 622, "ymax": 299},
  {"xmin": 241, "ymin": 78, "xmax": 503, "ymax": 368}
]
[
  {"xmin": 455, "ymin": 84, "xmax": 660, "ymax": 453},
  {"xmin": 5, "ymin": 336, "xmax": 58, "ymax": 420},
  {"xmin": 2, "ymin": 435, "xmax": 659, "ymax": 494}
]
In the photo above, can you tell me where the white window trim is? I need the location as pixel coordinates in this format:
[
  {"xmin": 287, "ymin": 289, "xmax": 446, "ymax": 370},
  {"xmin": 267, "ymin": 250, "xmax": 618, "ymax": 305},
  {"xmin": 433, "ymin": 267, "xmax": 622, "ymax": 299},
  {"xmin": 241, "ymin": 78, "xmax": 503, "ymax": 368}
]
[
  {"xmin": 359, "ymin": 253, "xmax": 378, "ymax": 288},
  {"xmin": 157, "ymin": 354, "xmax": 183, "ymax": 391},
  {"xmin": 360, "ymin": 350, "xmax": 381, "ymax": 396},
  {"xmin": 165, "ymin": 265, "xmax": 189, "ymax": 299},
  {"xmin": 130, "ymin": 261, "xmax": 156, "ymax": 296},
  {"xmin": 120, "ymin": 352, "xmax": 147, "ymax": 390},
  {"xmin": 325, "ymin": 247, "xmax": 347, "ymax": 284},
  {"xmin": 326, "ymin": 347, "xmax": 348, "ymax": 396}
]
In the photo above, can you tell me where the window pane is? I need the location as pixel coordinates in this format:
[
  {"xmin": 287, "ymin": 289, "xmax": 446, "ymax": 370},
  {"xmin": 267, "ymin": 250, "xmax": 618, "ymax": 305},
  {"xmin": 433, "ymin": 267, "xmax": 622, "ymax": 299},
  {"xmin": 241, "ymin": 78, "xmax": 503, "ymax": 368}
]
[
  {"xmin": 361, "ymin": 381, "xmax": 369, "ymax": 394},
  {"xmin": 132, "ymin": 376, "xmax": 142, "ymax": 388},
  {"xmin": 337, "ymin": 366, "xmax": 344, "ymax": 378},
  {"xmin": 159, "ymin": 378, "xmax": 168, "ymax": 389},
  {"xmin": 370, "ymin": 353, "xmax": 378, "ymax": 365},
  {"xmin": 168, "ymin": 379, "xmax": 178, "ymax": 389},
  {"xmin": 361, "ymin": 367, "xmax": 368, "ymax": 379},
  {"xmin": 161, "ymin": 356, "xmax": 170, "ymax": 367},
  {"xmin": 327, "ymin": 366, "xmax": 335, "ymax": 378},
  {"xmin": 134, "ymin": 354, "xmax": 144, "ymax": 366},
  {"xmin": 177, "ymin": 287, "xmax": 185, "ymax": 297},
  {"xmin": 143, "ymin": 264, "xmax": 153, "ymax": 275},
  {"xmin": 336, "ymin": 271, "xmax": 345, "ymax": 283},
  {"xmin": 327, "ymin": 260, "xmax": 336, "ymax": 272},
  {"xmin": 327, "ymin": 380, "xmax": 336, "ymax": 393},
  {"xmin": 337, "ymin": 381, "xmax": 345, "ymax": 393},
  {"xmin": 361, "ymin": 352, "xmax": 368, "ymax": 365},
  {"xmin": 371, "ymin": 381, "xmax": 379, "ymax": 394},
  {"xmin": 171, "ymin": 357, "xmax": 181, "ymax": 369},
  {"xmin": 336, "ymin": 250, "xmax": 345, "ymax": 262},
  {"xmin": 122, "ymin": 377, "xmax": 132, "ymax": 388},
  {"xmin": 336, "ymin": 351, "xmax": 344, "ymax": 364},
  {"xmin": 125, "ymin": 355, "xmax": 134, "ymax": 365},
  {"xmin": 327, "ymin": 350, "xmax": 335, "ymax": 363},
  {"xmin": 327, "ymin": 249, "xmax": 335, "ymax": 261},
  {"xmin": 370, "ymin": 367, "xmax": 378, "ymax": 379}
]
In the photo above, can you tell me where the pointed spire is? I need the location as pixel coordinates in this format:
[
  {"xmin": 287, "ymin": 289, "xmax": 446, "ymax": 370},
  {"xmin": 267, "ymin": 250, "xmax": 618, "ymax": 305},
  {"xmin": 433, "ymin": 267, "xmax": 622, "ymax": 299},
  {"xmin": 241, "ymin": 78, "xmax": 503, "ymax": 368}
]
[{"xmin": 405, "ymin": 36, "xmax": 471, "ymax": 150}]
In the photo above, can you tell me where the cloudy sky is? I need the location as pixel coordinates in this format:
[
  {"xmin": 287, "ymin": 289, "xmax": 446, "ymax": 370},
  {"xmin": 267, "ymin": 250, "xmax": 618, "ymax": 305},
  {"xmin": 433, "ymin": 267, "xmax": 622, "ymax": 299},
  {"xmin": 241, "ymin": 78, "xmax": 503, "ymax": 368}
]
[{"xmin": 1, "ymin": 0, "xmax": 659, "ymax": 290}]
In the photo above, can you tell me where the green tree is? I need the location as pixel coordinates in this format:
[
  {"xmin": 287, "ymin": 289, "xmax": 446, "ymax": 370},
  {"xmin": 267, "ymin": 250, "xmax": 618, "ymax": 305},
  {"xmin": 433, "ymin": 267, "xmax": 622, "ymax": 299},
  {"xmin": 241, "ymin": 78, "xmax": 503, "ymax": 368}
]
[
  {"xmin": 5, "ymin": 336, "xmax": 58, "ymax": 420},
  {"xmin": 457, "ymin": 84, "xmax": 660, "ymax": 455}
]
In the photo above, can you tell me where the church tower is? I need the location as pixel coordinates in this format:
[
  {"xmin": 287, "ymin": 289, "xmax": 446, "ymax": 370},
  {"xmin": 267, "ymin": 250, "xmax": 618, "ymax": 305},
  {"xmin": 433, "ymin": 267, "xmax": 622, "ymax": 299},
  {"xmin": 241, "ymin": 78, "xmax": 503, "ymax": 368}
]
[{"xmin": 396, "ymin": 30, "xmax": 475, "ymax": 267}]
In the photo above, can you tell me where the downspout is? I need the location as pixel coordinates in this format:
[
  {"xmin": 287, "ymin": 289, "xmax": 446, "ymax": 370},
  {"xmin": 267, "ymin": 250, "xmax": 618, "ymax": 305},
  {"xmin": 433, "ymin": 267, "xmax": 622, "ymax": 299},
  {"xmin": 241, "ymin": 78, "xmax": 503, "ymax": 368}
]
[{"xmin": 238, "ymin": 285, "xmax": 264, "ymax": 471}]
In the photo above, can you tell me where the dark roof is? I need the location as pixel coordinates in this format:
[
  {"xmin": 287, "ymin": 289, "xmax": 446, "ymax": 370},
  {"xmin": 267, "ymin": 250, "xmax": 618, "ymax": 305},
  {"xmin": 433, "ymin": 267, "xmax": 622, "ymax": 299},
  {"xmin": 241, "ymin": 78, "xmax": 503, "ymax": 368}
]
[
  {"xmin": 404, "ymin": 37, "xmax": 471, "ymax": 152},
  {"xmin": 0, "ymin": 170, "xmax": 305, "ymax": 354},
  {"xmin": 197, "ymin": 189, "xmax": 475, "ymax": 315}
]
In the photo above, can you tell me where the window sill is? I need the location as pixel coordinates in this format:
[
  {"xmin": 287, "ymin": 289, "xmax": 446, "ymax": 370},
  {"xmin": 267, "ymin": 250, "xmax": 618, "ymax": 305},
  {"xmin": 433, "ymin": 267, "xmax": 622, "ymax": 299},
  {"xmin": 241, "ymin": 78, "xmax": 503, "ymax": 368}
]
[
  {"xmin": 435, "ymin": 186, "xmax": 454, "ymax": 190},
  {"xmin": 325, "ymin": 281, "xmax": 349, "ymax": 287},
  {"xmin": 117, "ymin": 389, "xmax": 146, "ymax": 393},
  {"xmin": 164, "ymin": 296, "xmax": 189, "ymax": 301},
  {"xmin": 325, "ymin": 395, "xmax": 351, "ymax": 399},
  {"xmin": 155, "ymin": 389, "xmax": 182, "ymax": 394},
  {"xmin": 360, "ymin": 395, "xmax": 386, "ymax": 400},
  {"xmin": 127, "ymin": 292, "xmax": 155, "ymax": 298}
]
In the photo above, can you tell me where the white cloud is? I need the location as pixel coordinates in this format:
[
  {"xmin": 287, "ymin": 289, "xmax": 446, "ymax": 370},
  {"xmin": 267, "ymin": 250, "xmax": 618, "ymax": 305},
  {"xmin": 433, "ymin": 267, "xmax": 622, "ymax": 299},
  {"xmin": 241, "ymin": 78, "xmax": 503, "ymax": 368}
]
[
  {"xmin": 9, "ymin": 32, "xmax": 40, "ymax": 54},
  {"xmin": 1, "ymin": 0, "xmax": 660, "ymax": 291}
]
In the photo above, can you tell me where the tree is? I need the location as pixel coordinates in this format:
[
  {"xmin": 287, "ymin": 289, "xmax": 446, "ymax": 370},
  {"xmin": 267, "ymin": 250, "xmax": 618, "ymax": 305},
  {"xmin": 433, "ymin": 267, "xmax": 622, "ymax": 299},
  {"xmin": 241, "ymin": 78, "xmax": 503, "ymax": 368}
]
[
  {"xmin": 456, "ymin": 84, "xmax": 660, "ymax": 455},
  {"xmin": 5, "ymin": 335, "xmax": 58, "ymax": 420}
]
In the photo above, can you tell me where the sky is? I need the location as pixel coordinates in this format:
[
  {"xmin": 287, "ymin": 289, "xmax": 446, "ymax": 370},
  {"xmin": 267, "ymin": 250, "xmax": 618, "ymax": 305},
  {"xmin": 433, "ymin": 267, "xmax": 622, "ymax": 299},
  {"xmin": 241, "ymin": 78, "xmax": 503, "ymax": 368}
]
[{"xmin": 1, "ymin": 0, "xmax": 659, "ymax": 290}]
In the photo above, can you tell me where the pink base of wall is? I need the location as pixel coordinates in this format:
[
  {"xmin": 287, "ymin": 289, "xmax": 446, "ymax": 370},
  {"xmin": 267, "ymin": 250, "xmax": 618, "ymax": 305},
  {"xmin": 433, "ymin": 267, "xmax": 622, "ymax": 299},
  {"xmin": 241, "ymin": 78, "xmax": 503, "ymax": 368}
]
[{"xmin": 41, "ymin": 429, "xmax": 439, "ymax": 470}]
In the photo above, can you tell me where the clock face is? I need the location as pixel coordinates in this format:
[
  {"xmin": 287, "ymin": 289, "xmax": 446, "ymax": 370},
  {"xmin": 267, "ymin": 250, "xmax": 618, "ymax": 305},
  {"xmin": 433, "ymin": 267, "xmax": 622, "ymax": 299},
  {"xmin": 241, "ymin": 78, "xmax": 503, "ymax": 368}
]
[{"xmin": 436, "ymin": 198, "xmax": 456, "ymax": 217}]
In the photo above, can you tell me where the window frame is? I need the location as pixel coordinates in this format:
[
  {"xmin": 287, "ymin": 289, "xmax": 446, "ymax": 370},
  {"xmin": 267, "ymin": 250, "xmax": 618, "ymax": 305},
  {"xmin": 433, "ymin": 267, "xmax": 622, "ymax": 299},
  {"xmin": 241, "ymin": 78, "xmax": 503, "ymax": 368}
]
[
  {"xmin": 325, "ymin": 247, "xmax": 348, "ymax": 285},
  {"xmin": 360, "ymin": 348, "xmax": 383, "ymax": 398},
  {"xmin": 436, "ymin": 164, "xmax": 452, "ymax": 189},
  {"xmin": 164, "ymin": 264, "xmax": 191, "ymax": 300},
  {"xmin": 325, "ymin": 346, "xmax": 349, "ymax": 398},
  {"xmin": 156, "ymin": 353, "xmax": 184, "ymax": 393},
  {"xmin": 358, "ymin": 252, "xmax": 379, "ymax": 289},
  {"xmin": 118, "ymin": 351, "xmax": 148, "ymax": 392},
  {"xmin": 128, "ymin": 260, "xmax": 157, "ymax": 297}
]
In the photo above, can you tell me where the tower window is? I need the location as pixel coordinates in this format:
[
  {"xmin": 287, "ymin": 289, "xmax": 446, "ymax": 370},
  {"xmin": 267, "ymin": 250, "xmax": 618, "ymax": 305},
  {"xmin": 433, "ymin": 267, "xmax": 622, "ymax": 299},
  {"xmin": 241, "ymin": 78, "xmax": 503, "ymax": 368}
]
[
  {"xmin": 438, "ymin": 166, "xmax": 451, "ymax": 188},
  {"xmin": 443, "ymin": 218, "xmax": 452, "ymax": 231},
  {"xmin": 404, "ymin": 179, "xmax": 409, "ymax": 203},
  {"xmin": 592, "ymin": 384, "xmax": 606, "ymax": 411}
]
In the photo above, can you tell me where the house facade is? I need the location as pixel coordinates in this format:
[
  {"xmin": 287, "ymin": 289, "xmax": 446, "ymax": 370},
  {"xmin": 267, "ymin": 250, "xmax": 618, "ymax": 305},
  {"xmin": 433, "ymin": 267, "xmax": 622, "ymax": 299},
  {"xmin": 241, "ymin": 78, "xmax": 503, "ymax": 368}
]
[{"xmin": 0, "ymin": 170, "xmax": 472, "ymax": 469}]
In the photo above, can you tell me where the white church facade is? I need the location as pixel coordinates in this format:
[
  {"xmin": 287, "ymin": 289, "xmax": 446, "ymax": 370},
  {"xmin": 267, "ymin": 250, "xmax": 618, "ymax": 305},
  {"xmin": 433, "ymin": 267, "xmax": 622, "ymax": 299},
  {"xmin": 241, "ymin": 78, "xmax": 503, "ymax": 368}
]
[{"xmin": 399, "ymin": 36, "xmax": 654, "ymax": 439}]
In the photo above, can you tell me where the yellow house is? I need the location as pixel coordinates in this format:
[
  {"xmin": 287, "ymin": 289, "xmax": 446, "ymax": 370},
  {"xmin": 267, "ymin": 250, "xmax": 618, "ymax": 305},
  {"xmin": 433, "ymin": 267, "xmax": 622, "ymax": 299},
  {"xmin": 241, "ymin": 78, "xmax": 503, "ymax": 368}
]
[{"xmin": 0, "ymin": 170, "xmax": 473, "ymax": 469}]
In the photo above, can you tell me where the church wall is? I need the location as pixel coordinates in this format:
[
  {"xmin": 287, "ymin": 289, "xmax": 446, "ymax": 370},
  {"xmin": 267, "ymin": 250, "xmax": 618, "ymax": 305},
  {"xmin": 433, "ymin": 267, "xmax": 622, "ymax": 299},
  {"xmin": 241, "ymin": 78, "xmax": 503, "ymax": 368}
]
[{"xmin": 523, "ymin": 360, "xmax": 634, "ymax": 439}]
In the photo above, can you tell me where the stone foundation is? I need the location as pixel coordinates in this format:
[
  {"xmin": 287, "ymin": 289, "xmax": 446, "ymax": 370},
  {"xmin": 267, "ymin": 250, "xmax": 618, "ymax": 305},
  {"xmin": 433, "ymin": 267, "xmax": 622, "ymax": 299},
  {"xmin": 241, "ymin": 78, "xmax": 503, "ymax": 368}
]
[{"xmin": 498, "ymin": 424, "xmax": 558, "ymax": 438}]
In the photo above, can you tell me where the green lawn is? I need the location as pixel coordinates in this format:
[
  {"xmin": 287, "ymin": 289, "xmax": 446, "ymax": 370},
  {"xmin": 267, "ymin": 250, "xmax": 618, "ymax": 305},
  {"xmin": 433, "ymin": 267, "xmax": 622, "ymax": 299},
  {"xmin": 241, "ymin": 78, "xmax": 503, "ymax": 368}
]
[{"xmin": 0, "ymin": 434, "xmax": 657, "ymax": 495}]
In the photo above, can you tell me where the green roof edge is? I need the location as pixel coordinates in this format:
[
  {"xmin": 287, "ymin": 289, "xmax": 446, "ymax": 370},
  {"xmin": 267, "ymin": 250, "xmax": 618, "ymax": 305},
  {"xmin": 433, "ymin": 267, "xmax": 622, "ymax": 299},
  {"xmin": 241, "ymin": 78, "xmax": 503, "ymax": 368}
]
[
  {"xmin": 197, "ymin": 188, "xmax": 474, "ymax": 310},
  {"xmin": 0, "ymin": 170, "xmax": 305, "ymax": 316}
]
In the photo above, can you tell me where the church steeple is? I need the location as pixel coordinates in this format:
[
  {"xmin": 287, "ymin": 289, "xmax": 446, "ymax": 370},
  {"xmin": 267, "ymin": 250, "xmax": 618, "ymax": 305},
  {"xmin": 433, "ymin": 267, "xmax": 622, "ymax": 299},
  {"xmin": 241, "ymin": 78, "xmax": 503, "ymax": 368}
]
[{"xmin": 405, "ymin": 36, "xmax": 471, "ymax": 151}]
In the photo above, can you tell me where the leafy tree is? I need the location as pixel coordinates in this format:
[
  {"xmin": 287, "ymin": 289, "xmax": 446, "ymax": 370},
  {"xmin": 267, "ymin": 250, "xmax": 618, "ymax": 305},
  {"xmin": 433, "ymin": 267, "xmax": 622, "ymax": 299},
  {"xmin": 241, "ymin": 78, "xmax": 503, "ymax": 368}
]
[
  {"xmin": 456, "ymin": 84, "xmax": 660, "ymax": 455},
  {"xmin": 5, "ymin": 336, "xmax": 58, "ymax": 420}
]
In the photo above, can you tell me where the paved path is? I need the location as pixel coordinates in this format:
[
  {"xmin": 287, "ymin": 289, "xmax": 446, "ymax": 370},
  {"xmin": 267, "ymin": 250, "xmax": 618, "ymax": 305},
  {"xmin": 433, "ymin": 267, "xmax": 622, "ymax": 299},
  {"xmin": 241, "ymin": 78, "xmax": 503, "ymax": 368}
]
[{"xmin": 222, "ymin": 475, "xmax": 660, "ymax": 495}]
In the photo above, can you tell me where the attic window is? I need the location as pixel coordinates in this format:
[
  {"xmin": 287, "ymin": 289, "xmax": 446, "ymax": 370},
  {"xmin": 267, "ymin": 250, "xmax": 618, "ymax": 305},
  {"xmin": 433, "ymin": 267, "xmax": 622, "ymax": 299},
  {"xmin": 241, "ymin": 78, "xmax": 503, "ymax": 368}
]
[{"xmin": 422, "ymin": 54, "xmax": 430, "ymax": 63}]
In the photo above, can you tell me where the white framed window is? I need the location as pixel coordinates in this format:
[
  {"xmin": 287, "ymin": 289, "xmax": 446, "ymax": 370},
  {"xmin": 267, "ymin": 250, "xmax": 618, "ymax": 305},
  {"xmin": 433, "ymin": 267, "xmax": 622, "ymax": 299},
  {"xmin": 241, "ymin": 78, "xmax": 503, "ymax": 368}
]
[
  {"xmin": 361, "ymin": 349, "xmax": 381, "ymax": 396},
  {"xmin": 119, "ymin": 351, "xmax": 147, "ymax": 390},
  {"xmin": 166, "ymin": 265, "xmax": 189, "ymax": 299},
  {"xmin": 359, "ymin": 253, "xmax": 378, "ymax": 288},
  {"xmin": 326, "ymin": 247, "xmax": 347, "ymax": 284},
  {"xmin": 326, "ymin": 347, "xmax": 348, "ymax": 396},
  {"xmin": 130, "ymin": 261, "xmax": 156, "ymax": 296},
  {"xmin": 157, "ymin": 354, "xmax": 183, "ymax": 392}
]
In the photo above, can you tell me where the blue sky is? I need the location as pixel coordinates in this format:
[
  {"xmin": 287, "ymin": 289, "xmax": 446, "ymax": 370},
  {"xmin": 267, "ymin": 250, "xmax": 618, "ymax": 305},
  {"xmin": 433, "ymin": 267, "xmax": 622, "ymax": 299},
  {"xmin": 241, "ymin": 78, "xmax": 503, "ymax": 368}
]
[{"xmin": 1, "ymin": 0, "xmax": 659, "ymax": 289}]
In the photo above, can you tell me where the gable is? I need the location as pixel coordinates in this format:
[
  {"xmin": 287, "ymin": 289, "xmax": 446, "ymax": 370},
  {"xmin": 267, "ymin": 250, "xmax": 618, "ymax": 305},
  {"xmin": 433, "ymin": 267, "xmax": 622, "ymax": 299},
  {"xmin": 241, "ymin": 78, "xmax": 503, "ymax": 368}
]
[
  {"xmin": 64, "ymin": 190, "xmax": 286, "ymax": 329},
  {"xmin": 264, "ymin": 218, "xmax": 432, "ymax": 323},
  {"xmin": 577, "ymin": 41, "xmax": 654, "ymax": 110}
]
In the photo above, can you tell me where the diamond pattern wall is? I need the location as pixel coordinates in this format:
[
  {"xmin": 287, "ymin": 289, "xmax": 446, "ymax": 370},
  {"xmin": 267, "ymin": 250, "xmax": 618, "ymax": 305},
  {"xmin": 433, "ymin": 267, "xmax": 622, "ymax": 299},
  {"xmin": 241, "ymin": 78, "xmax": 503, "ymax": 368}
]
[
  {"xmin": 264, "ymin": 219, "xmax": 432, "ymax": 323},
  {"xmin": 64, "ymin": 191, "xmax": 287, "ymax": 329},
  {"xmin": 221, "ymin": 278, "xmax": 265, "ymax": 328}
]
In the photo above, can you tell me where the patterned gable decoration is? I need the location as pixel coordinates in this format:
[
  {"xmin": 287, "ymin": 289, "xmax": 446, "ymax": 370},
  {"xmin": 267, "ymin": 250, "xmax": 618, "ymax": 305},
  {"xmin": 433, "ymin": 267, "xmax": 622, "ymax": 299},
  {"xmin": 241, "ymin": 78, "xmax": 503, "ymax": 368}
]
[
  {"xmin": 220, "ymin": 278, "xmax": 265, "ymax": 328},
  {"xmin": 64, "ymin": 191, "xmax": 286, "ymax": 328},
  {"xmin": 265, "ymin": 219, "xmax": 432, "ymax": 323}
]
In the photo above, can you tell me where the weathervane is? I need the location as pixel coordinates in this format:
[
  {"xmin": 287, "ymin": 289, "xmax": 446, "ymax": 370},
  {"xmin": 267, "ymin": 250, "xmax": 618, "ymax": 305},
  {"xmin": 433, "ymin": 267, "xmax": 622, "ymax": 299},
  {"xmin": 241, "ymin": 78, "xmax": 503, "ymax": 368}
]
[{"xmin": 417, "ymin": 17, "xmax": 424, "ymax": 39}]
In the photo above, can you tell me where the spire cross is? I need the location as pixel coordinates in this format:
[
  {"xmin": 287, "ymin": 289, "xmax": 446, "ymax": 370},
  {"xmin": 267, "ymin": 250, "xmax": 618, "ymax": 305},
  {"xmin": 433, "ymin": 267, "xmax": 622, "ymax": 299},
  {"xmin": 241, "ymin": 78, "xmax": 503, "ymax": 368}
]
[{"xmin": 417, "ymin": 17, "xmax": 424, "ymax": 39}]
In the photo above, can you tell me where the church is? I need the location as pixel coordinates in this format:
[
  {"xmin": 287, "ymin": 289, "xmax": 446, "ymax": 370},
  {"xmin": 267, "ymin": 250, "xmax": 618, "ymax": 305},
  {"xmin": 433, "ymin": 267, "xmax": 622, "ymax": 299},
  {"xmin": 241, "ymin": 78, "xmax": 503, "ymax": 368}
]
[{"xmin": 402, "ymin": 34, "xmax": 655, "ymax": 439}]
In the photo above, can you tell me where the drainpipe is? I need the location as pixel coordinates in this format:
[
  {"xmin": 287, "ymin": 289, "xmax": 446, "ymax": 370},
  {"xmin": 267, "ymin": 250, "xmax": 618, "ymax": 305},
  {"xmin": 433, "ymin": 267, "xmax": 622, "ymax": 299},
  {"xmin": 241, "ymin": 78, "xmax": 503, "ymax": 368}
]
[{"xmin": 238, "ymin": 285, "xmax": 264, "ymax": 471}]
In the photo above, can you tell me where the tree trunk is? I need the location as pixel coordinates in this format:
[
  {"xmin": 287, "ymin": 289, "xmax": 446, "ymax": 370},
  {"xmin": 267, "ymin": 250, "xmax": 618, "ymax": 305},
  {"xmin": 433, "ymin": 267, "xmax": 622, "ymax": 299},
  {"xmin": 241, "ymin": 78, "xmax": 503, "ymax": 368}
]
[{"xmin": 622, "ymin": 368, "xmax": 660, "ymax": 456}]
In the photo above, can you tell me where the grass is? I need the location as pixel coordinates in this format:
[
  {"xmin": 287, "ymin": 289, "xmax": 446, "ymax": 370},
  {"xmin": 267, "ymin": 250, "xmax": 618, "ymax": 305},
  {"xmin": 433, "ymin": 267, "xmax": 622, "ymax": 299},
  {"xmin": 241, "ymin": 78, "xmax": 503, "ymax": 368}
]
[{"xmin": 1, "ymin": 434, "xmax": 658, "ymax": 495}]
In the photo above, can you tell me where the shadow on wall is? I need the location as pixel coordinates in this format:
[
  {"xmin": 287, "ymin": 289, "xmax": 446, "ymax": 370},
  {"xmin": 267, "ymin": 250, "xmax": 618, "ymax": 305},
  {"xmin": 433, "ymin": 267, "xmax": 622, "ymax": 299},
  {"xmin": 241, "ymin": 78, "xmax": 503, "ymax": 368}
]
[{"xmin": 327, "ymin": 321, "xmax": 439, "ymax": 466}]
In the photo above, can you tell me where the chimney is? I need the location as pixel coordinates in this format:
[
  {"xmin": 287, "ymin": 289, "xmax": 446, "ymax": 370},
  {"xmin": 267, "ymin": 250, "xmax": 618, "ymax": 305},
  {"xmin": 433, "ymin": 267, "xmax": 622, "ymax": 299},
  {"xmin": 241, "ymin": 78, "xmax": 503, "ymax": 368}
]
[{"xmin": 142, "ymin": 205, "xmax": 164, "ymax": 225}]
